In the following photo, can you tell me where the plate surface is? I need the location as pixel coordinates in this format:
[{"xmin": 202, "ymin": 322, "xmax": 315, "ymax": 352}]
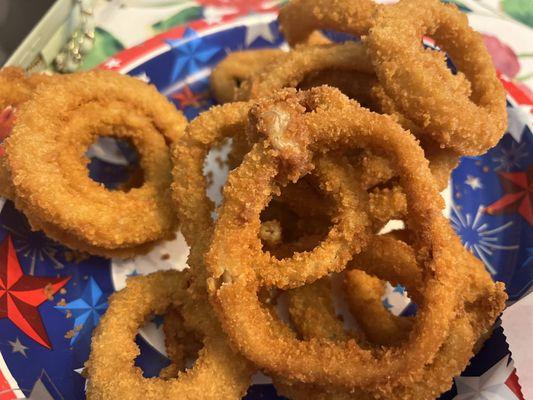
[{"xmin": 0, "ymin": 12, "xmax": 531, "ymax": 400}]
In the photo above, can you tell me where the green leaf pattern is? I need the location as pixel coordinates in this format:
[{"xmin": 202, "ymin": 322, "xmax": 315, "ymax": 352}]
[
  {"xmin": 80, "ymin": 28, "xmax": 125, "ymax": 70},
  {"xmin": 152, "ymin": 6, "xmax": 203, "ymax": 33},
  {"xmin": 501, "ymin": 0, "xmax": 533, "ymax": 28}
]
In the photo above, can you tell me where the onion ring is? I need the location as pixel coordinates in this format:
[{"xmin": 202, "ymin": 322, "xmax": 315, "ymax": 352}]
[
  {"xmin": 298, "ymin": 69, "xmax": 378, "ymax": 108},
  {"xmin": 0, "ymin": 68, "xmax": 56, "ymax": 199},
  {"xmin": 4, "ymin": 71, "xmax": 186, "ymax": 258},
  {"xmin": 236, "ymin": 42, "xmax": 374, "ymax": 101},
  {"xmin": 365, "ymin": 0, "xmax": 507, "ymax": 155},
  {"xmin": 85, "ymin": 270, "xmax": 253, "ymax": 399},
  {"xmin": 285, "ymin": 277, "xmax": 363, "ymax": 343},
  {"xmin": 206, "ymin": 87, "xmax": 468, "ymax": 390},
  {"xmin": 278, "ymin": 234, "xmax": 506, "ymax": 399},
  {"xmin": 159, "ymin": 307, "xmax": 203, "ymax": 378},
  {"xmin": 210, "ymin": 49, "xmax": 285, "ymax": 104},
  {"xmin": 368, "ymin": 185, "xmax": 407, "ymax": 229},
  {"xmin": 343, "ymin": 269, "xmax": 412, "ymax": 346},
  {"xmin": 171, "ymin": 101, "xmax": 251, "ymax": 268},
  {"xmin": 278, "ymin": 0, "xmax": 378, "ymax": 46},
  {"xmin": 174, "ymin": 91, "xmax": 371, "ymax": 288}
]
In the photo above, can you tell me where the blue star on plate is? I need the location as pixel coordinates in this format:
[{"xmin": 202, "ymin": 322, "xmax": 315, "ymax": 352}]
[
  {"xmin": 393, "ymin": 285, "xmax": 406, "ymax": 295},
  {"xmin": 382, "ymin": 298, "xmax": 393, "ymax": 310},
  {"xmin": 166, "ymin": 28, "xmax": 221, "ymax": 82},
  {"xmin": 55, "ymin": 277, "xmax": 108, "ymax": 345}
]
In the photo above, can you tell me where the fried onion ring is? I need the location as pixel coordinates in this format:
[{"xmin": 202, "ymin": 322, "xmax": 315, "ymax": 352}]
[
  {"xmin": 278, "ymin": 235, "xmax": 506, "ymax": 400},
  {"xmin": 278, "ymin": 0, "xmax": 378, "ymax": 46},
  {"xmin": 85, "ymin": 270, "xmax": 252, "ymax": 399},
  {"xmin": 237, "ymin": 42, "xmax": 459, "ymax": 191},
  {"xmin": 4, "ymin": 71, "xmax": 186, "ymax": 258},
  {"xmin": 277, "ymin": 232, "xmax": 505, "ymax": 399},
  {"xmin": 159, "ymin": 307, "xmax": 203, "ymax": 378},
  {"xmin": 210, "ymin": 49, "xmax": 285, "ymax": 104},
  {"xmin": 343, "ymin": 269, "xmax": 412, "ymax": 346},
  {"xmin": 0, "ymin": 68, "xmax": 56, "ymax": 199},
  {"xmin": 236, "ymin": 42, "xmax": 374, "ymax": 101},
  {"xmin": 174, "ymin": 92, "xmax": 371, "ymax": 288},
  {"xmin": 365, "ymin": 0, "xmax": 507, "ymax": 155}
]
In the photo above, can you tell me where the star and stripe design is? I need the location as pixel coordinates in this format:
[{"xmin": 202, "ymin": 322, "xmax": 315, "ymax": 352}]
[
  {"xmin": 0, "ymin": 235, "xmax": 69, "ymax": 349},
  {"xmin": 453, "ymin": 355, "xmax": 524, "ymax": 400},
  {"xmin": 0, "ymin": 7, "xmax": 530, "ymax": 400},
  {"xmin": 486, "ymin": 166, "xmax": 533, "ymax": 225}
]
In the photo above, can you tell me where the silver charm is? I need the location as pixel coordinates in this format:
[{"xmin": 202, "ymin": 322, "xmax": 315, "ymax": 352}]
[{"xmin": 54, "ymin": 0, "xmax": 96, "ymax": 73}]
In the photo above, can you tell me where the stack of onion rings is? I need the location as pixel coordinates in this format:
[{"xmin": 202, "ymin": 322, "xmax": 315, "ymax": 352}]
[
  {"xmin": 204, "ymin": 86, "xmax": 506, "ymax": 396},
  {"xmin": 84, "ymin": 0, "xmax": 509, "ymax": 398}
]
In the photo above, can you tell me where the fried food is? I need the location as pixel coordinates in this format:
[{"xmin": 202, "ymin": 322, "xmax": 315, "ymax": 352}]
[
  {"xmin": 210, "ymin": 49, "xmax": 285, "ymax": 104},
  {"xmin": 232, "ymin": 41, "xmax": 458, "ymax": 192},
  {"xmin": 85, "ymin": 270, "xmax": 253, "ymax": 399},
  {"xmin": 277, "ymin": 232, "xmax": 505, "ymax": 400},
  {"xmin": 298, "ymin": 69, "xmax": 378, "ymax": 108},
  {"xmin": 171, "ymin": 101, "xmax": 251, "ymax": 270},
  {"xmin": 205, "ymin": 87, "xmax": 505, "ymax": 394},
  {"xmin": 343, "ymin": 269, "xmax": 413, "ymax": 347},
  {"xmin": 0, "ymin": 68, "xmax": 55, "ymax": 199},
  {"xmin": 3, "ymin": 70, "xmax": 187, "ymax": 258},
  {"xmin": 278, "ymin": 0, "xmax": 378, "ymax": 46},
  {"xmin": 236, "ymin": 42, "xmax": 374, "ymax": 101},
  {"xmin": 159, "ymin": 307, "xmax": 203, "ymax": 378},
  {"xmin": 77, "ymin": 1, "xmax": 509, "ymax": 398},
  {"xmin": 366, "ymin": 0, "xmax": 507, "ymax": 155}
]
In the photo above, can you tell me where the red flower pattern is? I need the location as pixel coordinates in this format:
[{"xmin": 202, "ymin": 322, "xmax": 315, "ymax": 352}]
[{"xmin": 482, "ymin": 34, "xmax": 520, "ymax": 78}]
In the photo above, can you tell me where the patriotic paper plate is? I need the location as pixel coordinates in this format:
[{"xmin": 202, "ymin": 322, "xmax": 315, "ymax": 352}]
[{"xmin": 0, "ymin": 12, "xmax": 531, "ymax": 400}]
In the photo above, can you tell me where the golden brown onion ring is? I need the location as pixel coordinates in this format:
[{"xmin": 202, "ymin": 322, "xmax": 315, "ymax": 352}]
[
  {"xmin": 278, "ymin": 0, "xmax": 378, "ymax": 46},
  {"xmin": 210, "ymin": 49, "xmax": 285, "ymax": 104},
  {"xmin": 4, "ymin": 71, "xmax": 186, "ymax": 258},
  {"xmin": 366, "ymin": 0, "xmax": 507, "ymax": 155},
  {"xmin": 0, "ymin": 68, "xmax": 57, "ymax": 199},
  {"xmin": 85, "ymin": 270, "xmax": 253, "ymax": 399}
]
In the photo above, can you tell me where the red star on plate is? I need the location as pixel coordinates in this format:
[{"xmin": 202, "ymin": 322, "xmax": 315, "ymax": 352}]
[
  {"xmin": 506, "ymin": 369, "xmax": 525, "ymax": 400},
  {"xmin": 486, "ymin": 166, "xmax": 533, "ymax": 225},
  {"xmin": 0, "ymin": 235, "xmax": 70, "ymax": 349},
  {"xmin": 171, "ymin": 85, "xmax": 208, "ymax": 109}
]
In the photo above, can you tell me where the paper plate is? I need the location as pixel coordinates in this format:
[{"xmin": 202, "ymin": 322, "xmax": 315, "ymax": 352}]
[{"xmin": 0, "ymin": 12, "xmax": 531, "ymax": 400}]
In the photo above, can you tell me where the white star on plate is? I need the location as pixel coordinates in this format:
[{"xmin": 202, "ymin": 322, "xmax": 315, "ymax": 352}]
[
  {"xmin": 506, "ymin": 104, "xmax": 532, "ymax": 143},
  {"xmin": 453, "ymin": 355, "xmax": 518, "ymax": 400},
  {"xmin": 465, "ymin": 175, "xmax": 483, "ymax": 190},
  {"xmin": 27, "ymin": 378, "xmax": 54, "ymax": 400},
  {"xmin": 134, "ymin": 72, "xmax": 150, "ymax": 83},
  {"xmin": 74, "ymin": 368, "xmax": 88, "ymax": 392},
  {"xmin": 103, "ymin": 58, "xmax": 121, "ymax": 69},
  {"xmin": 9, "ymin": 337, "xmax": 28, "ymax": 357},
  {"xmin": 245, "ymin": 23, "xmax": 275, "ymax": 47}
]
